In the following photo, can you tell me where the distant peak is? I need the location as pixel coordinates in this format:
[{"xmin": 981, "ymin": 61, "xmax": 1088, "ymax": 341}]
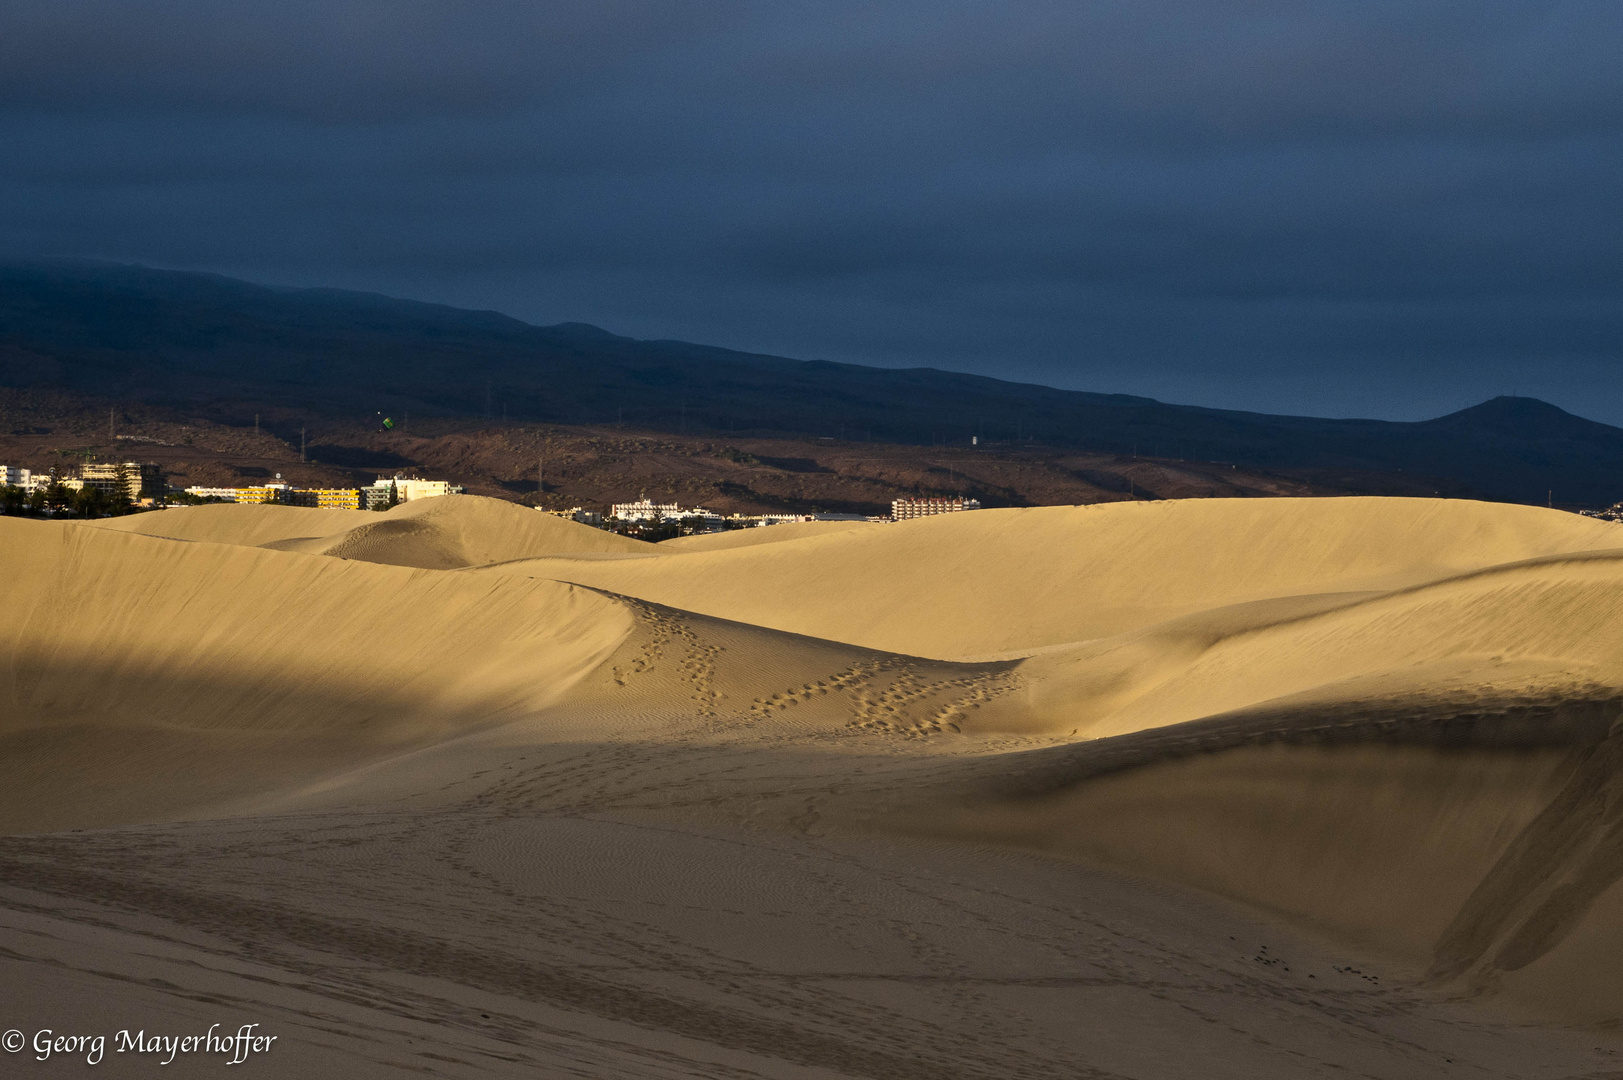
[
  {"xmin": 1460, "ymin": 395, "xmax": 1569, "ymax": 415},
  {"xmin": 1423, "ymin": 395, "xmax": 1607, "ymax": 435}
]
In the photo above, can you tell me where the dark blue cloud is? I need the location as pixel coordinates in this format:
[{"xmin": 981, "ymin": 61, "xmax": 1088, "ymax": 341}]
[{"xmin": 1, "ymin": 1, "xmax": 1620, "ymax": 421}]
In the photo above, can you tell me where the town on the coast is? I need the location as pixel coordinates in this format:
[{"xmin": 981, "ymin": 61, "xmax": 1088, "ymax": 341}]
[{"xmin": 0, "ymin": 459, "xmax": 984, "ymax": 531}]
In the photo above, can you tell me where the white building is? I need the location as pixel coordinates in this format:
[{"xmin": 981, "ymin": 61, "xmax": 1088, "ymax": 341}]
[
  {"xmin": 78, "ymin": 461, "xmax": 164, "ymax": 501},
  {"xmin": 369, "ymin": 477, "xmax": 460, "ymax": 503},
  {"xmin": 5, "ymin": 462, "xmax": 162, "ymax": 500},
  {"xmin": 611, "ymin": 498, "xmax": 723, "ymax": 524},
  {"xmin": 611, "ymin": 497, "xmax": 681, "ymax": 522},
  {"xmin": 19, "ymin": 472, "xmax": 77, "ymax": 493},
  {"xmin": 540, "ymin": 506, "xmax": 604, "ymax": 525},
  {"xmin": 891, "ymin": 497, "xmax": 982, "ymax": 521}
]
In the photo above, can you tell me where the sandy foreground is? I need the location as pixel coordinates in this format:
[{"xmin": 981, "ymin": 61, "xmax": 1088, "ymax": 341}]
[{"xmin": 6, "ymin": 496, "xmax": 1623, "ymax": 1076}]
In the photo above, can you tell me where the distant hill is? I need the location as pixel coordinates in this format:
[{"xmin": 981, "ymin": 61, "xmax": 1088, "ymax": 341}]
[{"xmin": 2, "ymin": 260, "xmax": 1621, "ymax": 506}]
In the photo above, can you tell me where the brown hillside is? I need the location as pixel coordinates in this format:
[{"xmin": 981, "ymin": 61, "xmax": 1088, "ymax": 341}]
[{"xmin": 0, "ymin": 386, "xmax": 1478, "ymax": 516}]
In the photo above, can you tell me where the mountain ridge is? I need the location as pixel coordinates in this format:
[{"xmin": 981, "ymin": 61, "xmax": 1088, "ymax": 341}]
[{"xmin": 2, "ymin": 259, "xmax": 1619, "ymax": 506}]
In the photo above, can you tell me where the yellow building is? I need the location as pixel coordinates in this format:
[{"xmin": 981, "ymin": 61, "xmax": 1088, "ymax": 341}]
[
  {"xmin": 182, "ymin": 485, "xmax": 285, "ymax": 503},
  {"xmin": 308, "ymin": 488, "xmax": 362, "ymax": 510},
  {"xmin": 278, "ymin": 488, "xmax": 363, "ymax": 509}
]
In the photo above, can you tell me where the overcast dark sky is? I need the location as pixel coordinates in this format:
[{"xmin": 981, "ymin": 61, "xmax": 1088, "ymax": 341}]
[{"xmin": 2, "ymin": 2, "xmax": 1621, "ymax": 422}]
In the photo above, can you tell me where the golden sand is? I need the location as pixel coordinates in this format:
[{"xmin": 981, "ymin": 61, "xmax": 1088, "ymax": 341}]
[{"xmin": 5, "ymin": 495, "xmax": 1623, "ymax": 1076}]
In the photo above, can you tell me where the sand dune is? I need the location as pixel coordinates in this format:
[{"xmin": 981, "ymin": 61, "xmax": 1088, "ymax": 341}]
[
  {"xmin": 490, "ymin": 497, "xmax": 1623, "ymax": 657},
  {"xmin": 9, "ymin": 495, "xmax": 1623, "ymax": 1074},
  {"xmin": 996, "ymin": 548, "xmax": 1623, "ymax": 738},
  {"xmin": 89, "ymin": 495, "xmax": 649, "ymax": 567},
  {"xmin": 0, "ymin": 517, "xmax": 638, "ymax": 830},
  {"xmin": 86, "ymin": 499, "xmax": 376, "ymax": 546},
  {"xmin": 903, "ymin": 541, "xmax": 1623, "ymax": 1021},
  {"xmin": 1, "ymin": 513, "xmax": 1000, "ymax": 830}
]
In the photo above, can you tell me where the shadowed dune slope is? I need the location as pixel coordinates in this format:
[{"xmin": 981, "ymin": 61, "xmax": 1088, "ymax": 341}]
[
  {"xmin": 894, "ymin": 548, "xmax": 1623, "ymax": 1022},
  {"xmin": 0, "ymin": 517, "xmax": 641, "ymax": 830},
  {"xmin": 0, "ymin": 515, "xmax": 1002, "ymax": 831},
  {"xmin": 88, "ymin": 494, "xmax": 650, "ymax": 568},
  {"xmin": 488, "ymin": 498, "xmax": 1623, "ymax": 658}
]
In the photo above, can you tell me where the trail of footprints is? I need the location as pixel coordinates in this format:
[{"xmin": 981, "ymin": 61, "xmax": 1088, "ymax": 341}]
[
  {"xmin": 750, "ymin": 659, "xmax": 1021, "ymax": 738},
  {"xmin": 610, "ymin": 599, "xmax": 1020, "ymax": 737},
  {"xmin": 610, "ymin": 600, "xmax": 723, "ymax": 716}
]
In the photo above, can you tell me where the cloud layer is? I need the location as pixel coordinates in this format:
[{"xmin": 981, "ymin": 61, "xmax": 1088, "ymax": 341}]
[{"xmin": 3, "ymin": 1, "xmax": 1621, "ymax": 420}]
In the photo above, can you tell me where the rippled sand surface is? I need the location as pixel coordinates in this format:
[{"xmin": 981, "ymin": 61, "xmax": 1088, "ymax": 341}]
[{"xmin": 6, "ymin": 496, "xmax": 1623, "ymax": 1077}]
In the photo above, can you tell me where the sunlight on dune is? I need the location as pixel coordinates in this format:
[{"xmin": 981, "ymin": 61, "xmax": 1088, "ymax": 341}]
[{"xmin": 8, "ymin": 495, "xmax": 1623, "ymax": 1074}]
